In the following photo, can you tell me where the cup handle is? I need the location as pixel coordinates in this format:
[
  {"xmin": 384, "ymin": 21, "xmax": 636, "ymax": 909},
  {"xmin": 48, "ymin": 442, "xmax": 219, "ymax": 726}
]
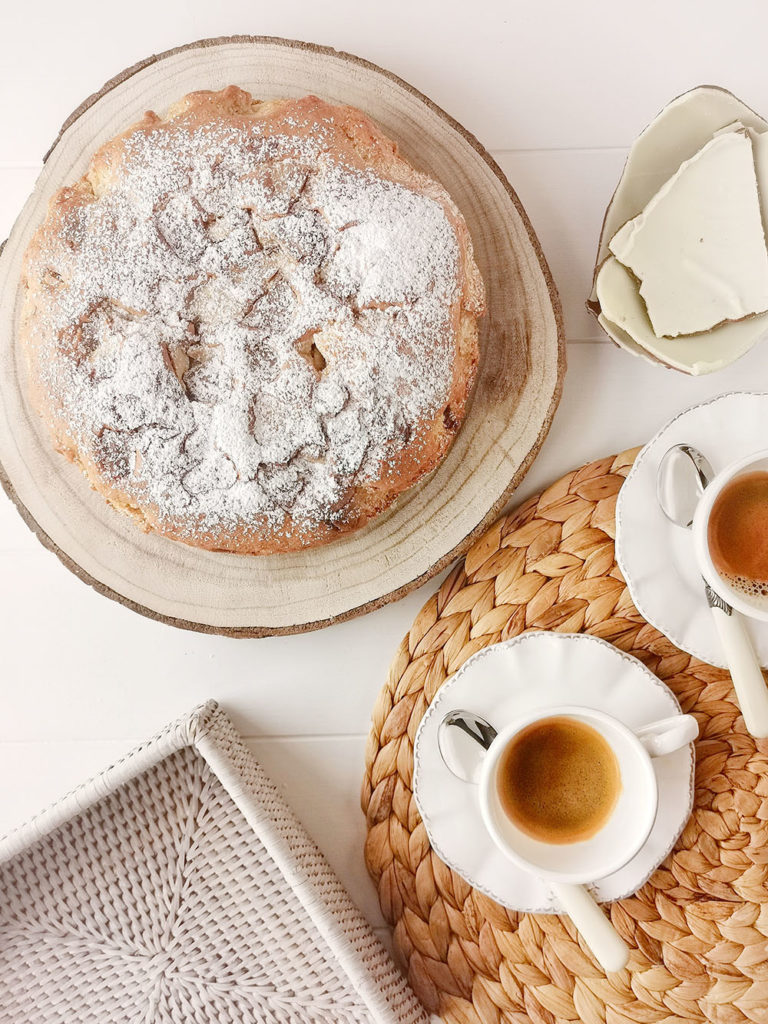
[
  {"xmin": 634, "ymin": 714, "xmax": 698, "ymax": 758},
  {"xmin": 551, "ymin": 882, "xmax": 629, "ymax": 973},
  {"xmin": 437, "ymin": 711, "xmax": 498, "ymax": 784}
]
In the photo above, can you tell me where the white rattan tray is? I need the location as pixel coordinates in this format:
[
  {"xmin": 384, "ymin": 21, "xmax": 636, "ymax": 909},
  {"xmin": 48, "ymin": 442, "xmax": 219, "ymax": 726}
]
[{"xmin": 0, "ymin": 701, "xmax": 427, "ymax": 1024}]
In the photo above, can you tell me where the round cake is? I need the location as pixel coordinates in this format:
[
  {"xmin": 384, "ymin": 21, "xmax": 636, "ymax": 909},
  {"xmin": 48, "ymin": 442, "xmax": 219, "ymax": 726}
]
[{"xmin": 20, "ymin": 87, "xmax": 485, "ymax": 554}]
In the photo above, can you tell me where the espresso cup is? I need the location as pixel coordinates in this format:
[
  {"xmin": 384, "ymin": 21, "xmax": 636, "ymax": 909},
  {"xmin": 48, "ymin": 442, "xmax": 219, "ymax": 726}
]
[
  {"xmin": 693, "ymin": 448, "xmax": 768, "ymax": 621},
  {"xmin": 439, "ymin": 704, "xmax": 698, "ymax": 973}
]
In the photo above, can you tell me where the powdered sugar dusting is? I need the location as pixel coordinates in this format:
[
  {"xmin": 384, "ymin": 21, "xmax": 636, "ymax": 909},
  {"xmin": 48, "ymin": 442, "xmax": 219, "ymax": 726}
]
[{"xmin": 25, "ymin": 106, "xmax": 464, "ymax": 544}]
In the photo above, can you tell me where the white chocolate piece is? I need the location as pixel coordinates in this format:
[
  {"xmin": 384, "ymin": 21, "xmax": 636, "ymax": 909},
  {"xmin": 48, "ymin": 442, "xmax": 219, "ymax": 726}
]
[
  {"xmin": 588, "ymin": 85, "xmax": 768, "ymax": 374},
  {"xmin": 595, "ymin": 256, "xmax": 767, "ymax": 375},
  {"xmin": 609, "ymin": 129, "xmax": 768, "ymax": 338}
]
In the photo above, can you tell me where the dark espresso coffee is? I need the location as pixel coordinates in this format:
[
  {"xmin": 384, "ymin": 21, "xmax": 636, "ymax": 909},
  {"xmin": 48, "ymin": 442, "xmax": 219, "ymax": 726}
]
[
  {"xmin": 708, "ymin": 470, "xmax": 768, "ymax": 599},
  {"xmin": 496, "ymin": 716, "xmax": 621, "ymax": 844}
]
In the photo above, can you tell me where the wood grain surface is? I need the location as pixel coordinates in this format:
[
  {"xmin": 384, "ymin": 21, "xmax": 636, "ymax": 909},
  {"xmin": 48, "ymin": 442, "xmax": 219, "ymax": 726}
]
[{"xmin": 0, "ymin": 36, "xmax": 564, "ymax": 636}]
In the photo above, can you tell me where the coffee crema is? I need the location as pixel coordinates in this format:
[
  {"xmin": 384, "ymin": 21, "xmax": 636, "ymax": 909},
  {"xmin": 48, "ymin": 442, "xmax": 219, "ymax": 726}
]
[
  {"xmin": 708, "ymin": 470, "xmax": 768, "ymax": 599},
  {"xmin": 496, "ymin": 716, "xmax": 621, "ymax": 844}
]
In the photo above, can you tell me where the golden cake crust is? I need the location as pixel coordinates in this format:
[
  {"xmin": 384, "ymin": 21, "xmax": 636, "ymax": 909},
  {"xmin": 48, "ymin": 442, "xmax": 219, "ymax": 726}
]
[{"xmin": 21, "ymin": 87, "xmax": 485, "ymax": 554}]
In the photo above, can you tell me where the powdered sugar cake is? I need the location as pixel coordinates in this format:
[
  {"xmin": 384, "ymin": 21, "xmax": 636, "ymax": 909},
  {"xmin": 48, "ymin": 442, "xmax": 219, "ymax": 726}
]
[{"xmin": 20, "ymin": 86, "xmax": 485, "ymax": 555}]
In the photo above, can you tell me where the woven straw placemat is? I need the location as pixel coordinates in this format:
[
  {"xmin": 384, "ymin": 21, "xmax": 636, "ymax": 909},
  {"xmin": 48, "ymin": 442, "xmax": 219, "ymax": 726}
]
[{"xmin": 362, "ymin": 449, "xmax": 768, "ymax": 1024}]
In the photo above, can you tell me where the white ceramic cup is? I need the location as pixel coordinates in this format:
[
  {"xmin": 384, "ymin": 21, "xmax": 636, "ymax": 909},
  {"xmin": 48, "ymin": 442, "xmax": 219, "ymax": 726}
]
[
  {"xmin": 440, "ymin": 704, "xmax": 698, "ymax": 973},
  {"xmin": 693, "ymin": 448, "xmax": 768, "ymax": 621}
]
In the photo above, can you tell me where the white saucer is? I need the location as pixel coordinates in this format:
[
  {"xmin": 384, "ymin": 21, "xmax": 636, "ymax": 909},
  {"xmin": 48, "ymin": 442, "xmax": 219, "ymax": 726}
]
[
  {"xmin": 412, "ymin": 632, "xmax": 695, "ymax": 913},
  {"xmin": 616, "ymin": 392, "xmax": 768, "ymax": 669}
]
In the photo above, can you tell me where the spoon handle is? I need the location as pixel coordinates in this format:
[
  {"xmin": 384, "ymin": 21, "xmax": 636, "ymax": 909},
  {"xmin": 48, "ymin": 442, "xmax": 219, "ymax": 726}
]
[
  {"xmin": 551, "ymin": 882, "xmax": 629, "ymax": 973},
  {"xmin": 710, "ymin": 606, "xmax": 768, "ymax": 738}
]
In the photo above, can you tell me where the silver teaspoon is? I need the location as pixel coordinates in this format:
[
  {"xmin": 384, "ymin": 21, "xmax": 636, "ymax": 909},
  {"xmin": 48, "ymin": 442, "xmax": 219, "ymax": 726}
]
[
  {"xmin": 657, "ymin": 443, "xmax": 768, "ymax": 737},
  {"xmin": 438, "ymin": 710, "xmax": 497, "ymax": 784}
]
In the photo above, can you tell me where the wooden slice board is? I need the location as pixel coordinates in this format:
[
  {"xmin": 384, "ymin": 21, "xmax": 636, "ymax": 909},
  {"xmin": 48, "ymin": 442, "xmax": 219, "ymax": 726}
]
[{"xmin": 0, "ymin": 36, "xmax": 564, "ymax": 636}]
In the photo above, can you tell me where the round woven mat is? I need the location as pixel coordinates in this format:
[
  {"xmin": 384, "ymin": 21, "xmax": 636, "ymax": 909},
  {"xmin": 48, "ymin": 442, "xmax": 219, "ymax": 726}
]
[{"xmin": 362, "ymin": 449, "xmax": 768, "ymax": 1024}]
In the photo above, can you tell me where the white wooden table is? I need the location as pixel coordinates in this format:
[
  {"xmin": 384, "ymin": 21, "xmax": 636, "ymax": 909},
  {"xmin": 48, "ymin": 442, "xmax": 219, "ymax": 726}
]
[{"xmin": 3, "ymin": 0, "xmax": 768, "ymax": 952}]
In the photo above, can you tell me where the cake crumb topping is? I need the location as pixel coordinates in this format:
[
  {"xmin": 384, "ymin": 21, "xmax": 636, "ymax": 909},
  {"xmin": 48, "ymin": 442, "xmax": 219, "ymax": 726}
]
[{"xmin": 23, "ymin": 97, "xmax": 474, "ymax": 545}]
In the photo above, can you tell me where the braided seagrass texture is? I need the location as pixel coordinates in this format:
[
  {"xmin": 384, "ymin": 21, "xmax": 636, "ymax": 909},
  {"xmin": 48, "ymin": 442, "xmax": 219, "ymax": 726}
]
[{"xmin": 362, "ymin": 449, "xmax": 768, "ymax": 1024}]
